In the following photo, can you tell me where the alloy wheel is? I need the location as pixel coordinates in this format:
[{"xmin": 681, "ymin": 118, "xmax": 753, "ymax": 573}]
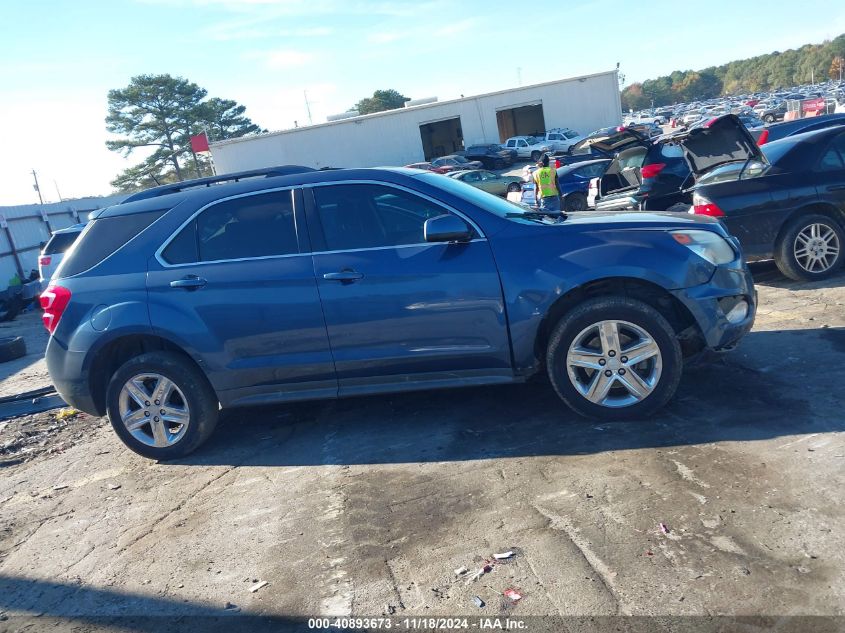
[
  {"xmin": 793, "ymin": 222, "xmax": 840, "ymax": 274},
  {"xmin": 118, "ymin": 373, "xmax": 191, "ymax": 448},
  {"xmin": 566, "ymin": 320, "xmax": 662, "ymax": 408}
]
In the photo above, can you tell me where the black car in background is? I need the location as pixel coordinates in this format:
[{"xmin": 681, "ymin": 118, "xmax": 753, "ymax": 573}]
[
  {"xmin": 463, "ymin": 144, "xmax": 515, "ymax": 169},
  {"xmin": 556, "ymin": 126, "xmax": 651, "ymax": 166},
  {"xmin": 752, "ymin": 113, "xmax": 845, "ymax": 145},
  {"xmin": 692, "ymin": 126, "xmax": 845, "ymax": 281},
  {"xmin": 594, "ymin": 116, "xmax": 761, "ymax": 212}
]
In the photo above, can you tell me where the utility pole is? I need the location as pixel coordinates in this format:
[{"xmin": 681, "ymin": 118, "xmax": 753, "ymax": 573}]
[
  {"xmin": 304, "ymin": 91, "xmax": 313, "ymax": 125},
  {"xmin": 53, "ymin": 180, "xmax": 63, "ymax": 202},
  {"xmin": 31, "ymin": 169, "xmax": 44, "ymax": 204}
]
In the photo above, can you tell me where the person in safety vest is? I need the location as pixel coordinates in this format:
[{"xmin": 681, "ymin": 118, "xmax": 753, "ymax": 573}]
[{"xmin": 531, "ymin": 154, "xmax": 561, "ymax": 213}]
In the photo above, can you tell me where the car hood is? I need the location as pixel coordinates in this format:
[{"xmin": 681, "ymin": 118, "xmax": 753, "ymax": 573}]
[
  {"xmin": 569, "ymin": 127, "xmax": 651, "ymax": 157},
  {"xmin": 671, "ymin": 114, "xmax": 764, "ymax": 175}
]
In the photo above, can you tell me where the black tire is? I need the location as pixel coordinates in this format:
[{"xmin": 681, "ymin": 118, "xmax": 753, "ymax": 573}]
[
  {"xmin": 530, "ymin": 150, "xmax": 541, "ymax": 162},
  {"xmin": 564, "ymin": 192, "xmax": 588, "ymax": 212},
  {"xmin": 506, "ymin": 182, "xmax": 521, "ymax": 193},
  {"xmin": 764, "ymin": 114, "xmax": 775, "ymax": 123},
  {"xmin": 106, "ymin": 351, "xmax": 219, "ymax": 460},
  {"xmin": 0, "ymin": 336, "xmax": 26, "ymax": 363},
  {"xmin": 546, "ymin": 296, "xmax": 683, "ymax": 420},
  {"xmin": 774, "ymin": 213, "xmax": 844, "ymax": 281}
]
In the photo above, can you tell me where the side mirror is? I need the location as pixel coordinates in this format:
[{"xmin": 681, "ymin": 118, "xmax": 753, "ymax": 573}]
[{"xmin": 424, "ymin": 215, "xmax": 472, "ymax": 243}]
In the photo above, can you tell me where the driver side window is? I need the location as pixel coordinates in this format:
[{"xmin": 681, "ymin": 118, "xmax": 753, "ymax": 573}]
[{"xmin": 312, "ymin": 184, "xmax": 458, "ymax": 251}]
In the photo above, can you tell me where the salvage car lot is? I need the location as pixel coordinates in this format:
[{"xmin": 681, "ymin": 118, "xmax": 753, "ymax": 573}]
[{"xmin": 0, "ymin": 265, "xmax": 843, "ymax": 626}]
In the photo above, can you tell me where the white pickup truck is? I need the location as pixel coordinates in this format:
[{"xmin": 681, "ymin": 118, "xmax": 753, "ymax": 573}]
[
  {"xmin": 501, "ymin": 136, "xmax": 552, "ymax": 161},
  {"xmin": 623, "ymin": 112, "xmax": 666, "ymax": 126},
  {"xmin": 535, "ymin": 128, "xmax": 583, "ymax": 152}
]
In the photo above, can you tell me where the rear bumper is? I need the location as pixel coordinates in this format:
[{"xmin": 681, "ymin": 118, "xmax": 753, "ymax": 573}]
[
  {"xmin": 671, "ymin": 260, "xmax": 757, "ymax": 352},
  {"xmin": 45, "ymin": 337, "xmax": 101, "ymax": 416}
]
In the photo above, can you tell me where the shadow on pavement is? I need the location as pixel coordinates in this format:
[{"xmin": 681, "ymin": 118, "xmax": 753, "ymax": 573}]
[
  {"xmin": 0, "ymin": 574, "xmax": 312, "ymax": 632},
  {"xmin": 748, "ymin": 260, "xmax": 845, "ymax": 289},
  {"xmin": 172, "ymin": 327, "xmax": 845, "ymax": 468}
]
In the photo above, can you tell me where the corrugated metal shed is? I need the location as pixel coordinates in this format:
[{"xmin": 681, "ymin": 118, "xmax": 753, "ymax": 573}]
[
  {"xmin": 0, "ymin": 194, "xmax": 125, "ymax": 285},
  {"xmin": 210, "ymin": 70, "xmax": 623, "ymax": 173}
]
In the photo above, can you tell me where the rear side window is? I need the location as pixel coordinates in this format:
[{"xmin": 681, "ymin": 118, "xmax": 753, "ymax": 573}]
[
  {"xmin": 43, "ymin": 231, "xmax": 81, "ymax": 255},
  {"xmin": 819, "ymin": 133, "xmax": 845, "ymax": 171},
  {"xmin": 56, "ymin": 210, "xmax": 164, "ymax": 278},
  {"xmin": 162, "ymin": 190, "xmax": 297, "ymax": 264}
]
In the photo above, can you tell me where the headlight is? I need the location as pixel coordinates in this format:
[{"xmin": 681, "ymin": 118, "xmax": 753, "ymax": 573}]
[{"xmin": 670, "ymin": 230, "xmax": 735, "ymax": 265}]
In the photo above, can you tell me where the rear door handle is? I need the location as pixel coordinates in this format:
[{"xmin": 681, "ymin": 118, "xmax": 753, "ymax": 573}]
[
  {"xmin": 323, "ymin": 271, "xmax": 364, "ymax": 282},
  {"xmin": 169, "ymin": 276, "xmax": 207, "ymax": 290},
  {"xmin": 827, "ymin": 185, "xmax": 845, "ymax": 192}
]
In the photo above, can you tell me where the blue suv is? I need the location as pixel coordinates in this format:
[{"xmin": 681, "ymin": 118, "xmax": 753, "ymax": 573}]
[{"xmin": 41, "ymin": 166, "xmax": 756, "ymax": 459}]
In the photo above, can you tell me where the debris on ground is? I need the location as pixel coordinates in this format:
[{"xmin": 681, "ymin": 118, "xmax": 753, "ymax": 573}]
[
  {"xmin": 659, "ymin": 522, "xmax": 670, "ymax": 535},
  {"xmin": 503, "ymin": 588, "xmax": 523, "ymax": 602},
  {"xmin": 493, "ymin": 551, "xmax": 514, "ymax": 560},
  {"xmin": 54, "ymin": 407, "xmax": 80, "ymax": 421},
  {"xmin": 223, "ymin": 602, "xmax": 240, "ymax": 612},
  {"xmin": 248, "ymin": 580, "xmax": 269, "ymax": 593},
  {"xmin": 52, "ymin": 484, "xmax": 68, "ymax": 490},
  {"xmin": 454, "ymin": 566, "xmax": 468, "ymax": 577},
  {"xmin": 107, "ymin": 483, "xmax": 121, "ymax": 490},
  {"xmin": 0, "ymin": 408, "xmax": 107, "ymax": 465},
  {"xmin": 644, "ymin": 550, "xmax": 654, "ymax": 557},
  {"xmin": 473, "ymin": 596, "xmax": 485, "ymax": 608}
]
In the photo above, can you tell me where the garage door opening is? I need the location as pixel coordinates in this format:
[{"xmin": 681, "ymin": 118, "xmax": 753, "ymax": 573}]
[
  {"xmin": 496, "ymin": 104, "xmax": 546, "ymax": 141},
  {"xmin": 420, "ymin": 117, "xmax": 463, "ymax": 160}
]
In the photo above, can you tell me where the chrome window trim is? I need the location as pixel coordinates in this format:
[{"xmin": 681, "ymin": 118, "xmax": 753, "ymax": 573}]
[
  {"xmin": 154, "ymin": 186, "xmax": 299, "ymax": 268},
  {"xmin": 153, "ymin": 180, "xmax": 486, "ymax": 269}
]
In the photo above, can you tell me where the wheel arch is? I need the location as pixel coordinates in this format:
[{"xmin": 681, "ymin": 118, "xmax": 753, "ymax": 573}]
[
  {"xmin": 533, "ymin": 277, "xmax": 701, "ymax": 368},
  {"xmin": 88, "ymin": 333, "xmax": 215, "ymax": 415}
]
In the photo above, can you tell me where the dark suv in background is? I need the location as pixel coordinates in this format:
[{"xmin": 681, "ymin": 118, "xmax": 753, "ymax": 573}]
[
  {"xmin": 463, "ymin": 144, "xmax": 515, "ymax": 169},
  {"xmin": 42, "ymin": 166, "xmax": 755, "ymax": 459}
]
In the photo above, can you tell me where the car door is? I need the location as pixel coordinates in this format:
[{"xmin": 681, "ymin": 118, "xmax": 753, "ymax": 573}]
[
  {"xmin": 815, "ymin": 131, "xmax": 845, "ymax": 212},
  {"xmin": 517, "ymin": 139, "xmax": 529, "ymax": 157},
  {"xmin": 477, "ymin": 171, "xmax": 504, "ymax": 195},
  {"xmin": 305, "ymin": 182, "xmax": 511, "ymax": 395},
  {"xmin": 147, "ymin": 188, "xmax": 337, "ymax": 405}
]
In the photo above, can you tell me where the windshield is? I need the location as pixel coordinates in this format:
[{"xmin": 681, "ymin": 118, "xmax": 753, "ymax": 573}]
[
  {"xmin": 415, "ymin": 172, "xmax": 530, "ymax": 219},
  {"xmin": 525, "ymin": 136, "xmax": 540, "ymax": 144}
]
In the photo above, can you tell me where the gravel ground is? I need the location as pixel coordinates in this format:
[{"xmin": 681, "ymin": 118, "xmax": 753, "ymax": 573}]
[{"xmin": 0, "ymin": 264, "xmax": 843, "ymax": 632}]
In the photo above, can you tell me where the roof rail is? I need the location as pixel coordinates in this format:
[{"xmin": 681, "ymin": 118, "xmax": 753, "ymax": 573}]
[{"xmin": 120, "ymin": 165, "xmax": 316, "ymax": 204}]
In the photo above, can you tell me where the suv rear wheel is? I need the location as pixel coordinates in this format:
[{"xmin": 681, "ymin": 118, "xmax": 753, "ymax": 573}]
[
  {"xmin": 546, "ymin": 297, "xmax": 682, "ymax": 420},
  {"xmin": 774, "ymin": 213, "xmax": 844, "ymax": 281},
  {"xmin": 106, "ymin": 352, "xmax": 219, "ymax": 459}
]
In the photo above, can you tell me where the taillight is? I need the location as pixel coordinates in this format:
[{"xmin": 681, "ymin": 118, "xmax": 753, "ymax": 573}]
[
  {"xmin": 640, "ymin": 162, "xmax": 666, "ymax": 179},
  {"xmin": 757, "ymin": 129, "xmax": 769, "ymax": 145},
  {"xmin": 39, "ymin": 255, "xmax": 52, "ymax": 266},
  {"xmin": 705, "ymin": 117, "xmax": 719, "ymax": 128},
  {"xmin": 39, "ymin": 285, "xmax": 72, "ymax": 334},
  {"xmin": 692, "ymin": 192, "xmax": 725, "ymax": 217}
]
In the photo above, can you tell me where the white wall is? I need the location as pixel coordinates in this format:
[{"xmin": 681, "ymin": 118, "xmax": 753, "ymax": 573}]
[{"xmin": 211, "ymin": 71, "xmax": 622, "ymax": 173}]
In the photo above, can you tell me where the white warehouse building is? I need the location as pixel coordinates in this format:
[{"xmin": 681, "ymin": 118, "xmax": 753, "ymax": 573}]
[{"xmin": 209, "ymin": 70, "xmax": 623, "ymax": 173}]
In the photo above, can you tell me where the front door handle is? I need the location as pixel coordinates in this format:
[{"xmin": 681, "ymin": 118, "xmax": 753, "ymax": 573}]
[
  {"xmin": 323, "ymin": 270, "xmax": 364, "ymax": 282},
  {"xmin": 827, "ymin": 185, "xmax": 845, "ymax": 192},
  {"xmin": 169, "ymin": 276, "xmax": 207, "ymax": 290}
]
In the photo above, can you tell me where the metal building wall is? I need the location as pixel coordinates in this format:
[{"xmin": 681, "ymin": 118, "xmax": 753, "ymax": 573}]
[
  {"xmin": 211, "ymin": 71, "xmax": 623, "ymax": 173},
  {"xmin": 0, "ymin": 195, "xmax": 125, "ymax": 286}
]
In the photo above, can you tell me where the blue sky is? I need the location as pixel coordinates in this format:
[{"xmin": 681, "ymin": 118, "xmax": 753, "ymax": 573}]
[{"xmin": 2, "ymin": 0, "xmax": 844, "ymax": 204}]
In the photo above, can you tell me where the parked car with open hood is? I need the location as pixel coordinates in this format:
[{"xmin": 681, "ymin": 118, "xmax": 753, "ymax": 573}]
[
  {"xmin": 691, "ymin": 125, "xmax": 845, "ymax": 281},
  {"xmin": 39, "ymin": 224, "xmax": 86, "ymax": 284},
  {"xmin": 41, "ymin": 165, "xmax": 755, "ymax": 458}
]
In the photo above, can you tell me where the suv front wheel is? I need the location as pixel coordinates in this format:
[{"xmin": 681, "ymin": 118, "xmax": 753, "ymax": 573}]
[
  {"xmin": 106, "ymin": 351, "xmax": 219, "ymax": 459},
  {"xmin": 546, "ymin": 297, "xmax": 682, "ymax": 420}
]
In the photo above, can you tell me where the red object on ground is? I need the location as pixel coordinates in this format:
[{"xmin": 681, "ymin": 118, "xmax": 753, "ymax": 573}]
[
  {"xmin": 503, "ymin": 588, "xmax": 523, "ymax": 601},
  {"xmin": 190, "ymin": 133, "xmax": 210, "ymax": 153}
]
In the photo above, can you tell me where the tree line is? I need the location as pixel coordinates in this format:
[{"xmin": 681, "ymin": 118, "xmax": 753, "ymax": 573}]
[
  {"xmin": 621, "ymin": 34, "xmax": 845, "ymax": 111},
  {"xmin": 106, "ymin": 75, "xmax": 411, "ymax": 192}
]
